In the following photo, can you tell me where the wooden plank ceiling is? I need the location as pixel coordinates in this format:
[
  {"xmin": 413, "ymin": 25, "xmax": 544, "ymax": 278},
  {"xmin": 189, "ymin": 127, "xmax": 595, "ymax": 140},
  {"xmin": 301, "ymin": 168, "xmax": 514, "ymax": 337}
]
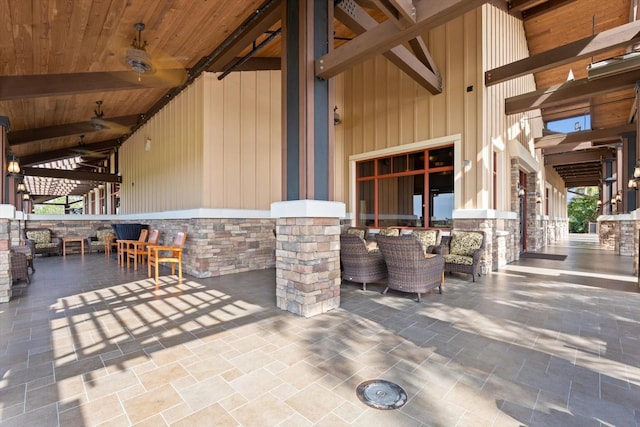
[
  {"xmin": 499, "ymin": 0, "xmax": 638, "ymax": 187},
  {"xmin": 0, "ymin": 0, "xmax": 636, "ymax": 198}
]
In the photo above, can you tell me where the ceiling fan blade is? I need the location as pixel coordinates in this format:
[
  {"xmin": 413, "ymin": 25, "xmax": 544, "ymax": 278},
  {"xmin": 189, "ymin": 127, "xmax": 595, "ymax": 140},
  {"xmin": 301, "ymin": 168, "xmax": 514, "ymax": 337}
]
[{"xmin": 90, "ymin": 117, "xmax": 132, "ymax": 135}]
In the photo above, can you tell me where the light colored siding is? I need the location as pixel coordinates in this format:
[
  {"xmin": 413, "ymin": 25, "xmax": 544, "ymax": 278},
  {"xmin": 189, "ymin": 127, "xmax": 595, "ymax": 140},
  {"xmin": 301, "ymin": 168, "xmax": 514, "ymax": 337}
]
[
  {"xmin": 337, "ymin": 9, "xmax": 483, "ymax": 208},
  {"xmin": 120, "ymin": 71, "xmax": 282, "ymax": 213}
]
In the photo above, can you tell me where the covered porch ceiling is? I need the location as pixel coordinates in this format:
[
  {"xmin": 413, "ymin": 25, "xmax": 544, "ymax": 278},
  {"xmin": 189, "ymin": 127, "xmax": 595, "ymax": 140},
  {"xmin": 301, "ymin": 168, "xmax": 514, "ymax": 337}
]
[{"xmin": 0, "ymin": 0, "xmax": 637, "ymax": 198}]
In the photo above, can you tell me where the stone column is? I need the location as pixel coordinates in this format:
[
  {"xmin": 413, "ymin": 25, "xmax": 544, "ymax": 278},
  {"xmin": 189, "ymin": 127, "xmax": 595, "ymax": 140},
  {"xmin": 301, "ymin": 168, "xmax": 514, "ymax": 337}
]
[
  {"xmin": 0, "ymin": 205, "xmax": 16, "ymax": 303},
  {"xmin": 272, "ymin": 200, "xmax": 344, "ymax": 317}
]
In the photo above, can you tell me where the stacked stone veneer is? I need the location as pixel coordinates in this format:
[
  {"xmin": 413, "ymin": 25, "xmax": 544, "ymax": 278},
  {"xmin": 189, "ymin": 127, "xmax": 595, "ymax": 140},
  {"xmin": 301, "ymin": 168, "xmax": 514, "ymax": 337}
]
[
  {"xmin": 0, "ymin": 219, "xmax": 11, "ymax": 303},
  {"xmin": 598, "ymin": 220, "xmax": 619, "ymax": 251},
  {"xmin": 14, "ymin": 218, "xmax": 276, "ymax": 278},
  {"xmin": 275, "ymin": 217, "xmax": 341, "ymax": 317},
  {"xmin": 453, "ymin": 218, "xmax": 518, "ymax": 273}
]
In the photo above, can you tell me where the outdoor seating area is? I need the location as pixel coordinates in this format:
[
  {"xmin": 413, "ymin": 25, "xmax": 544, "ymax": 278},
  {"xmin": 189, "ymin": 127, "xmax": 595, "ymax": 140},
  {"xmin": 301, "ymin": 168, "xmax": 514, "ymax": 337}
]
[
  {"xmin": 1, "ymin": 234, "xmax": 637, "ymax": 426},
  {"xmin": 340, "ymin": 227, "xmax": 478, "ymax": 301},
  {"xmin": 21, "ymin": 227, "xmax": 62, "ymax": 256}
]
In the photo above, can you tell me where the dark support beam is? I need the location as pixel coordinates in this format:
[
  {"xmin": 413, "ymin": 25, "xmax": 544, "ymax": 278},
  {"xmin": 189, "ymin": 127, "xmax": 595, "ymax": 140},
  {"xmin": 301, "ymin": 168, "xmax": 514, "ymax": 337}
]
[
  {"xmin": 505, "ymin": 70, "xmax": 640, "ymax": 115},
  {"xmin": 508, "ymin": 0, "xmax": 577, "ymax": 19},
  {"xmin": 224, "ymin": 57, "xmax": 281, "ymax": 72},
  {"xmin": 0, "ymin": 72, "xmax": 183, "ymax": 100},
  {"xmin": 542, "ymin": 142, "xmax": 593, "ymax": 155},
  {"xmin": 20, "ymin": 139, "xmax": 121, "ymax": 166},
  {"xmin": 544, "ymin": 148, "xmax": 614, "ymax": 166},
  {"xmin": 486, "ymin": 20, "xmax": 640, "ymax": 86},
  {"xmin": 334, "ymin": 0, "xmax": 442, "ymax": 93},
  {"xmin": 316, "ymin": 0, "xmax": 489, "ymax": 80},
  {"xmin": 283, "ymin": 0, "xmax": 333, "ymax": 200},
  {"xmin": 563, "ymin": 179, "xmax": 602, "ymax": 188},
  {"xmin": 8, "ymin": 115, "xmax": 139, "ymax": 146},
  {"xmin": 534, "ymin": 123, "xmax": 636, "ymax": 148},
  {"xmin": 206, "ymin": 0, "xmax": 283, "ymax": 72},
  {"xmin": 22, "ymin": 167, "xmax": 122, "ymax": 183}
]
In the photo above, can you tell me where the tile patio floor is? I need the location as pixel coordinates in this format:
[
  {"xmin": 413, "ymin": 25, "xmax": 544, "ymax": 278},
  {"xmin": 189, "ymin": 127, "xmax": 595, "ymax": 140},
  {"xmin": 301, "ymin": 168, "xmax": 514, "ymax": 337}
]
[{"xmin": 1, "ymin": 234, "xmax": 639, "ymax": 426}]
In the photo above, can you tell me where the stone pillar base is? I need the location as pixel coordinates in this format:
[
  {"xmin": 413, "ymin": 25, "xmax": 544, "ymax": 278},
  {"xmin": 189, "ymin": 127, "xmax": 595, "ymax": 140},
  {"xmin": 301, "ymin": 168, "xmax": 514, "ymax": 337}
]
[{"xmin": 272, "ymin": 200, "xmax": 344, "ymax": 318}]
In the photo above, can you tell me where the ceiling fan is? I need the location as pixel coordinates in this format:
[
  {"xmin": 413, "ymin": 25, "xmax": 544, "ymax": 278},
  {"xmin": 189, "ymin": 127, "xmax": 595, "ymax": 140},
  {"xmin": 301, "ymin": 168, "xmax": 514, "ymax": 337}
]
[
  {"xmin": 90, "ymin": 100, "xmax": 132, "ymax": 135},
  {"xmin": 71, "ymin": 134, "xmax": 110, "ymax": 160},
  {"xmin": 118, "ymin": 22, "xmax": 188, "ymax": 88}
]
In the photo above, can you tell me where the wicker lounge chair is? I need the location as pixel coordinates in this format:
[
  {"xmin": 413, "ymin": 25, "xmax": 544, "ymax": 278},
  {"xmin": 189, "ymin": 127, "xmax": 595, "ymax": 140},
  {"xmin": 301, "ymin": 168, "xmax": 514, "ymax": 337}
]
[
  {"xmin": 377, "ymin": 235, "xmax": 444, "ymax": 302},
  {"xmin": 10, "ymin": 250, "xmax": 30, "ymax": 284},
  {"xmin": 434, "ymin": 230, "xmax": 485, "ymax": 282},
  {"xmin": 339, "ymin": 234, "xmax": 387, "ymax": 291}
]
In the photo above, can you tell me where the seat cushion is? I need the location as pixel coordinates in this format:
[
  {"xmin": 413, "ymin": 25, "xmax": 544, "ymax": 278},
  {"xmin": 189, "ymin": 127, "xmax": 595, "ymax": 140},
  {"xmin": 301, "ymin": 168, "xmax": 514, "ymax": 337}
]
[
  {"xmin": 444, "ymin": 254, "xmax": 474, "ymax": 265},
  {"xmin": 35, "ymin": 242, "xmax": 60, "ymax": 250},
  {"xmin": 346, "ymin": 228, "xmax": 365, "ymax": 240},
  {"xmin": 96, "ymin": 229, "xmax": 115, "ymax": 243},
  {"xmin": 450, "ymin": 232, "xmax": 483, "ymax": 256},
  {"xmin": 412, "ymin": 230, "xmax": 438, "ymax": 248},
  {"xmin": 26, "ymin": 230, "xmax": 51, "ymax": 245},
  {"xmin": 379, "ymin": 228, "xmax": 400, "ymax": 237}
]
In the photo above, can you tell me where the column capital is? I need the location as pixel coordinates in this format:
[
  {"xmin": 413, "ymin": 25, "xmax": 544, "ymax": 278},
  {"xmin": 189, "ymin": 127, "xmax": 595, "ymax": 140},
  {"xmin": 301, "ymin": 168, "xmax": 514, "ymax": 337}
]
[{"xmin": 271, "ymin": 200, "xmax": 345, "ymax": 218}]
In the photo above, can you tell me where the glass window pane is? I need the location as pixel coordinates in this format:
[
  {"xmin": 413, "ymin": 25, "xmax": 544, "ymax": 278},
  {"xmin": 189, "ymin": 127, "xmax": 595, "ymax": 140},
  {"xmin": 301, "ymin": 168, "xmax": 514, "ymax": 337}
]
[
  {"xmin": 378, "ymin": 157, "xmax": 391, "ymax": 175},
  {"xmin": 357, "ymin": 180, "xmax": 375, "ymax": 227},
  {"xmin": 408, "ymin": 152, "xmax": 425, "ymax": 171},
  {"xmin": 357, "ymin": 160, "xmax": 374, "ymax": 177},
  {"xmin": 378, "ymin": 175, "xmax": 424, "ymax": 227},
  {"xmin": 428, "ymin": 146, "xmax": 453, "ymax": 168},
  {"xmin": 429, "ymin": 171, "xmax": 454, "ymax": 228},
  {"xmin": 392, "ymin": 155, "xmax": 405, "ymax": 173}
]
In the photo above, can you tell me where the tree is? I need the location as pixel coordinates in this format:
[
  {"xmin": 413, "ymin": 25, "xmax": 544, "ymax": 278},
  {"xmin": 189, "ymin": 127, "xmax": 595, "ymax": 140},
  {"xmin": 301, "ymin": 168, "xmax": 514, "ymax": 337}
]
[{"xmin": 567, "ymin": 187, "xmax": 599, "ymax": 233}]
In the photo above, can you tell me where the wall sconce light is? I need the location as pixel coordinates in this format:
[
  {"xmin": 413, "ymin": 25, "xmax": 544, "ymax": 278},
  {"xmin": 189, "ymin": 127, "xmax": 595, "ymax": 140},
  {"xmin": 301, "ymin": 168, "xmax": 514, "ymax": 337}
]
[
  {"xmin": 615, "ymin": 192, "xmax": 622, "ymax": 204},
  {"xmin": 535, "ymin": 193, "xmax": 542, "ymax": 204},
  {"xmin": 145, "ymin": 137, "xmax": 152, "ymax": 151},
  {"xmin": 7, "ymin": 154, "xmax": 20, "ymax": 175},
  {"xmin": 517, "ymin": 183, "xmax": 525, "ymax": 199},
  {"xmin": 333, "ymin": 106, "xmax": 341, "ymax": 125},
  {"xmin": 98, "ymin": 184, "xmax": 105, "ymax": 190},
  {"xmin": 16, "ymin": 182, "xmax": 26, "ymax": 193},
  {"xmin": 597, "ymin": 200, "xmax": 603, "ymax": 209},
  {"xmin": 22, "ymin": 192, "xmax": 30, "ymax": 201}
]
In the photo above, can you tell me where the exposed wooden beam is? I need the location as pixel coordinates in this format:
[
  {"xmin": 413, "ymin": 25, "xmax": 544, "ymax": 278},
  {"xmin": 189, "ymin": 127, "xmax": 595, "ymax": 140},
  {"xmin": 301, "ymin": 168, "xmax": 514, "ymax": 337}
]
[
  {"xmin": 22, "ymin": 167, "xmax": 122, "ymax": 183},
  {"xmin": 544, "ymin": 148, "xmax": 614, "ymax": 166},
  {"xmin": 206, "ymin": 0, "xmax": 283, "ymax": 72},
  {"xmin": 317, "ymin": 0, "xmax": 489, "ymax": 80},
  {"xmin": 0, "ymin": 71, "xmax": 183, "ymax": 101},
  {"xmin": 542, "ymin": 142, "xmax": 593, "ymax": 155},
  {"xmin": 505, "ymin": 70, "xmax": 640, "ymax": 115},
  {"xmin": 507, "ymin": 0, "xmax": 577, "ymax": 19},
  {"xmin": 20, "ymin": 139, "xmax": 120, "ymax": 166},
  {"xmin": 221, "ymin": 57, "xmax": 281, "ymax": 72},
  {"xmin": 554, "ymin": 162, "xmax": 602, "ymax": 172},
  {"xmin": 486, "ymin": 20, "xmax": 640, "ymax": 86},
  {"xmin": 334, "ymin": 0, "xmax": 442, "ymax": 93},
  {"xmin": 534, "ymin": 123, "xmax": 635, "ymax": 148},
  {"xmin": 8, "ymin": 115, "xmax": 139, "ymax": 146},
  {"xmin": 407, "ymin": 37, "xmax": 441, "ymax": 75},
  {"xmin": 563, "ymin": 179, "xmax": 601, "ymax": 187}
]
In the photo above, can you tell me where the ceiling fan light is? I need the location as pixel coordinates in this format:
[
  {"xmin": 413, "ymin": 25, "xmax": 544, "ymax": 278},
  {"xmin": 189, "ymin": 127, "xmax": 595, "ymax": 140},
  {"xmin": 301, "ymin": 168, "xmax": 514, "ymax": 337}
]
[{"xmin": 126, "ymin": 48, "xmax": 152, "ymax": 74}]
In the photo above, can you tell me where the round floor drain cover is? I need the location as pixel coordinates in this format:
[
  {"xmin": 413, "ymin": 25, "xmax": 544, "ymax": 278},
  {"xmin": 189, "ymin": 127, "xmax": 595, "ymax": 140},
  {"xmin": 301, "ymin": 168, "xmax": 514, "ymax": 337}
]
[{"xmin": 356, "ymin": 379, "xmax": 407, "ymax": 410}]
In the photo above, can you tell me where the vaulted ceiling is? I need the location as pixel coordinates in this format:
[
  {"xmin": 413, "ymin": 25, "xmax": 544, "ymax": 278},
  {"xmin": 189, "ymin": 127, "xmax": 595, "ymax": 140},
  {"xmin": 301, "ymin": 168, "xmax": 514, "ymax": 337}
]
[{"xmin": 0, "ymin": 0, "xmax": 637, "ymax": 201}]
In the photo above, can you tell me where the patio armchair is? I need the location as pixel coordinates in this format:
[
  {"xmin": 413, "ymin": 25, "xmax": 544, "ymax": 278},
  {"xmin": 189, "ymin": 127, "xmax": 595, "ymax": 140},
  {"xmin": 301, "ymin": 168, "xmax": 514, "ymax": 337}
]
[
  {"xmin": 10, "ymin": 250, "xmax": 30, "ymax": 284},
  {"xmin": 339, "ymin": 233, "xmax": 387, "ymax": 291},
  {"xmin": 126, "ymin": 229, "xmax": 160, "ymax": 270},
  {"xmin": 22, "ymin": 228, "xmax": 62, "ymax": 256},
  {"xmin": 377, "ymin": 235, "xmax": 444, "ymax": 302},
  {"xmin": 12, "ymin": 240, "xmax": 35, "ymax": 273},
  {"xmin": 117, "ymin": 229, "xmax": 148, "ymax": 266},
  {"xmin": 85, "ymin": 227, "xmax": 116, "ymax": 254},
  {"xmin": 434, "ymin": 230, "xmax": 485, "ymax": 282},
  {"xmin": 409, "ymin": 229, "xmax": 441, "ymax": 254},
  {"xmin": 147, "ymin": 231, "xmax": 187, "ymax": 284}
]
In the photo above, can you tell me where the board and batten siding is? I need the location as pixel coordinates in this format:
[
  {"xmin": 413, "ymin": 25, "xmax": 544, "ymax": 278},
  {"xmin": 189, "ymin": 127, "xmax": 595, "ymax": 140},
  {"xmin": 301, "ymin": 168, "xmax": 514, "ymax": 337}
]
[
  {"xmin": 337, "ymin": 8, "xmax": 483, "ymax": 210},
  {"xmin": 482, "ymin": 4, "xmax": 565, "ymax": 217},
  {"xmin": 119, "ymin": 71, "xmax": 282, "ymax": 213}
]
